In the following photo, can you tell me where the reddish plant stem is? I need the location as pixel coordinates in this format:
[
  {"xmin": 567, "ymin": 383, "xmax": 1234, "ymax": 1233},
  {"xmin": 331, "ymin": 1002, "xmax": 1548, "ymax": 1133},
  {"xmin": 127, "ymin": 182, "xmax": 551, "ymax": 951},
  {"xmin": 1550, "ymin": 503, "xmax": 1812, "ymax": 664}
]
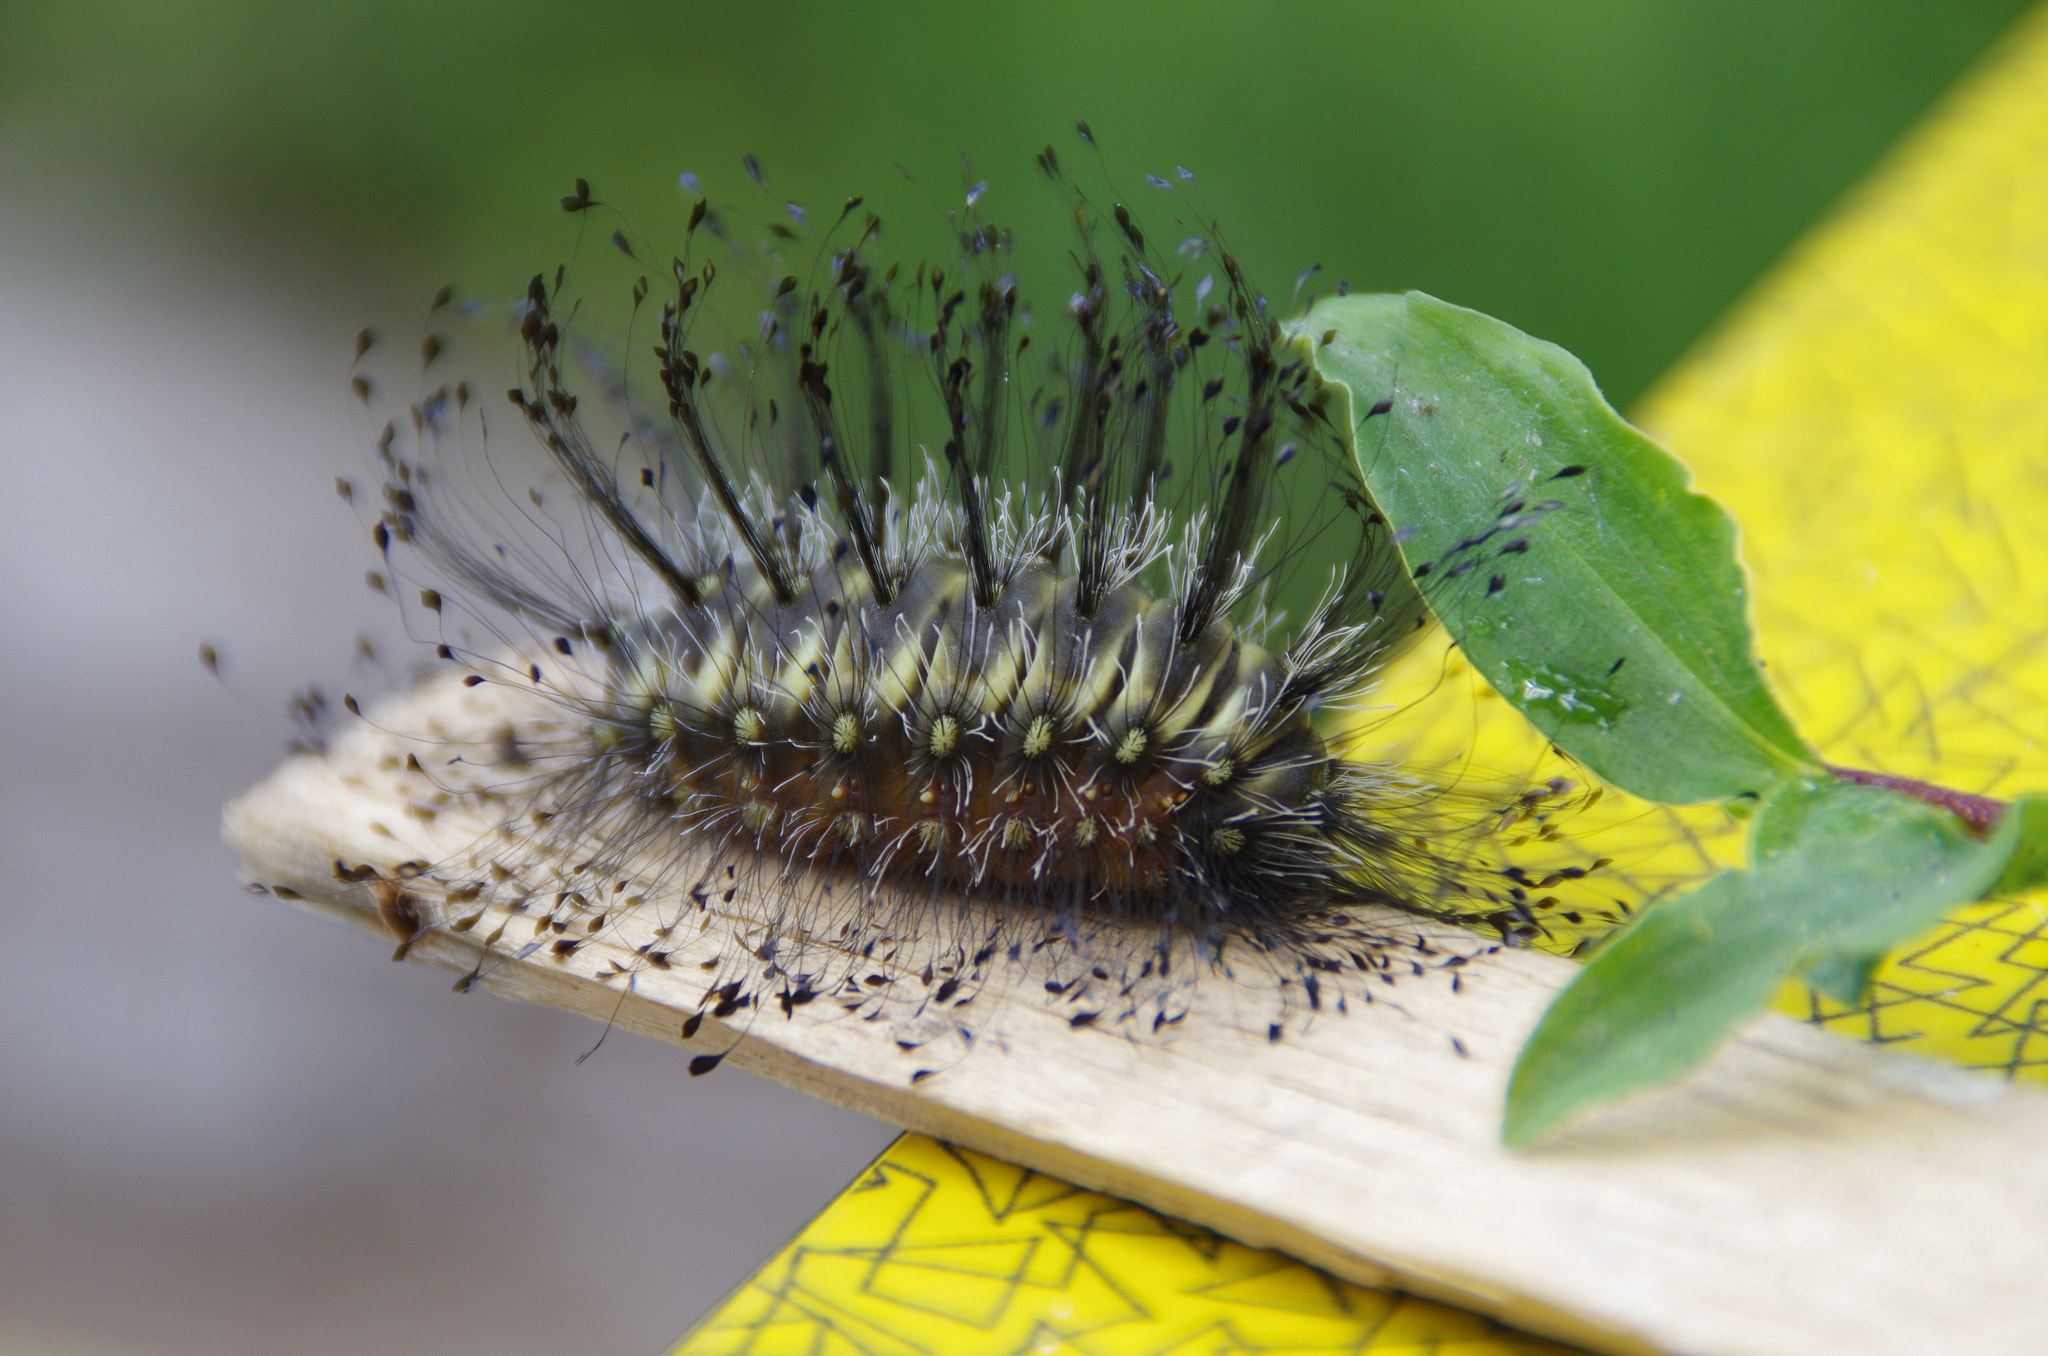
[{"xmin": 1824, "ymin": 764, "xmax": 2009, "ymax": 833}]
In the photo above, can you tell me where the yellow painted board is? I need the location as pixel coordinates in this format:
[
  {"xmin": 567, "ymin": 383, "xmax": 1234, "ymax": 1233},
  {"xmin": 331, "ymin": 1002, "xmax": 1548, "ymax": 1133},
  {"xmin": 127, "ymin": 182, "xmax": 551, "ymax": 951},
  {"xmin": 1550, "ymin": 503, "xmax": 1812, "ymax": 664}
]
[
  {"xmin": 675, "ymin": 5, "xmax": 2048, "ymax": 1353},
  {"xmin": 673, "ymin": 1133, "xmax": 1581, "ymax": 1356}
]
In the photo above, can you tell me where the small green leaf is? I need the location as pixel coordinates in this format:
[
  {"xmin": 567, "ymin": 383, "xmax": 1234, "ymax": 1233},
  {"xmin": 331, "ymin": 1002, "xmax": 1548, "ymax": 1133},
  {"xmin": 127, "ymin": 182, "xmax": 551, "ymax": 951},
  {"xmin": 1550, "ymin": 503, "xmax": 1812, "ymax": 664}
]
[
  {"xmin": 1298, "ymin": 292, "xmax": 1816, "ymax": 804},
  {"xmin": 1796, "ymin": 793, "xmax": 2046, "ymax": 1004},
  {"xmin": 1503, "ymin": 777, "xmax": 2032, "ymax": 1147},
  {"xmin": 1755, "ymin": 779, "xmax": 2021, "ymax": 956},
  {"xmin": 1503, "ymin": 870, "xmax": 1790, "ymax": 1148}
]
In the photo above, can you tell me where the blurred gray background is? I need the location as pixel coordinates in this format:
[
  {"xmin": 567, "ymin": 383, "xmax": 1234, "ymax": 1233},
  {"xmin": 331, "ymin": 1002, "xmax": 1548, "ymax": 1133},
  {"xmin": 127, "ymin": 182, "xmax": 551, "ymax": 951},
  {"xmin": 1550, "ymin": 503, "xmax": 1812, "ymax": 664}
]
[{"xmin": 0, "ymin": 2, "xmax": 2032, "ymax": 1353}]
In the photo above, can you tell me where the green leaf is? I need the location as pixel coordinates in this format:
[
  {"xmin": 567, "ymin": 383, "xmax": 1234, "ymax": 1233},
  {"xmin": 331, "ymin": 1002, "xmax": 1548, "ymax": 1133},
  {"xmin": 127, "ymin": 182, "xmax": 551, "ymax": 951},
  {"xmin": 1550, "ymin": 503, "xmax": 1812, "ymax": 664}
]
[
  {"xmin": 1297, "ymin": 292, "xmax": 1816, "ymax": 804},
  {"xmin": 1753, "ymin": 779, "xmax": 2018, "ymax": 951},
  {"xmin": 1502, "ymin": 870, "xmax": 1791, "ymax": 1148},
  {"xmin": 1503, "ymin": 777, "xmax": 2031, "ymax": 1147}
]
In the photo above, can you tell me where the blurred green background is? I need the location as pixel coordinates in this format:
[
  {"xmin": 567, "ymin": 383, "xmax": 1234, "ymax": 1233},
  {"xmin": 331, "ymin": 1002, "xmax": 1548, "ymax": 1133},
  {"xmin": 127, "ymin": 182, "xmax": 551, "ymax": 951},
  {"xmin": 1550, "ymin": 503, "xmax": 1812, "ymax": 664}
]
[{"xmin": 3, "ymin": 0, "xmax": 2031, "ymax": 404}]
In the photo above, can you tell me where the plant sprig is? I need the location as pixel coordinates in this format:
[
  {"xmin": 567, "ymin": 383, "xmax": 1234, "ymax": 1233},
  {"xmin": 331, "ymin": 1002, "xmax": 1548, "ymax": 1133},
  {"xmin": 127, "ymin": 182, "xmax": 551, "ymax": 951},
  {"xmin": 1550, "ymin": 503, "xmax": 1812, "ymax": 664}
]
[{"xmin": 1295, "ymin": 292, "xmax": 2048, "ymax": 1145}]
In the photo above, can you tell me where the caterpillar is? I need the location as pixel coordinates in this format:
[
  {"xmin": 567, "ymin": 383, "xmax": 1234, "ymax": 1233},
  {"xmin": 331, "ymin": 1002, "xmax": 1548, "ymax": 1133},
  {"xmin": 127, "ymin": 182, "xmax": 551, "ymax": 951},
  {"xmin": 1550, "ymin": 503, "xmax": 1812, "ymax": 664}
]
[{"xmin": 341, "ymin": 144, "xmax": 1599, "ymax": 1055}]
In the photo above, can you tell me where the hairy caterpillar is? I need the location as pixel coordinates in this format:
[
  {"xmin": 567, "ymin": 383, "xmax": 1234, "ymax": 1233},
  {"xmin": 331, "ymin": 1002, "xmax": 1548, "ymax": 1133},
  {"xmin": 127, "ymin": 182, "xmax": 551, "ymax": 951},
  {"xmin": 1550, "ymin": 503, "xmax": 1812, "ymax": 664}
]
[{"xmin": 338, "ymin": 144, "xmax": 1602, "ymax": 1058}]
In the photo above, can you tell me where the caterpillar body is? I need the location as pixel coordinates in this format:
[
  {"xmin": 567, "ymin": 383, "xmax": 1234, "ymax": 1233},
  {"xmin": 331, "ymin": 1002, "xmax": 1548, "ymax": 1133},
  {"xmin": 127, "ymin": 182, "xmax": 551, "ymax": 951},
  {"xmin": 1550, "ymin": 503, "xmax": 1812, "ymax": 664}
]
[{"xmin": 352, "ymin": 152, "xmax": 1590, "ymax": 1054}]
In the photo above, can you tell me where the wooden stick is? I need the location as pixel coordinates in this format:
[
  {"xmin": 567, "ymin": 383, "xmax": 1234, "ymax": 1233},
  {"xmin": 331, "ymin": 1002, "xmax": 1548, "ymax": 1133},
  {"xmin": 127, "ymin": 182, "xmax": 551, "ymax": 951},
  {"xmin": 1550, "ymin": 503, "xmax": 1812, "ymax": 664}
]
[{"xmin": 225, "ymin": 671, "xmax": 2048, "ymax": 1356}]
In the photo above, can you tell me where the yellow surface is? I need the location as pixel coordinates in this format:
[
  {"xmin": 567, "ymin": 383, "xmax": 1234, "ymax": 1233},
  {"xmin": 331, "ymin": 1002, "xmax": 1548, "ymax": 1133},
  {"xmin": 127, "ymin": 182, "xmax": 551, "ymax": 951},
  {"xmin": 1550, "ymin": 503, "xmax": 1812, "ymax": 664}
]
[
  {"xmin": 677, "ymin": 9, "xmax": 2048, "ymax": 1353},
  {"xmin": 675, "ymin": 1134, "xmax": 1579, "ymax": 1356}
]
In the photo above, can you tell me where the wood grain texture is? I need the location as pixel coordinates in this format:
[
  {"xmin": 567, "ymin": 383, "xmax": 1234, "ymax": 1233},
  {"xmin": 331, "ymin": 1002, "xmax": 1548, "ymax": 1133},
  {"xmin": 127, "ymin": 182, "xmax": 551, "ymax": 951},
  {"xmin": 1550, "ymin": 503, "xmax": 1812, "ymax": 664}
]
[{"xmin": 222, "ymin": 671, "xmax": 2048, "ymax": 1356}]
